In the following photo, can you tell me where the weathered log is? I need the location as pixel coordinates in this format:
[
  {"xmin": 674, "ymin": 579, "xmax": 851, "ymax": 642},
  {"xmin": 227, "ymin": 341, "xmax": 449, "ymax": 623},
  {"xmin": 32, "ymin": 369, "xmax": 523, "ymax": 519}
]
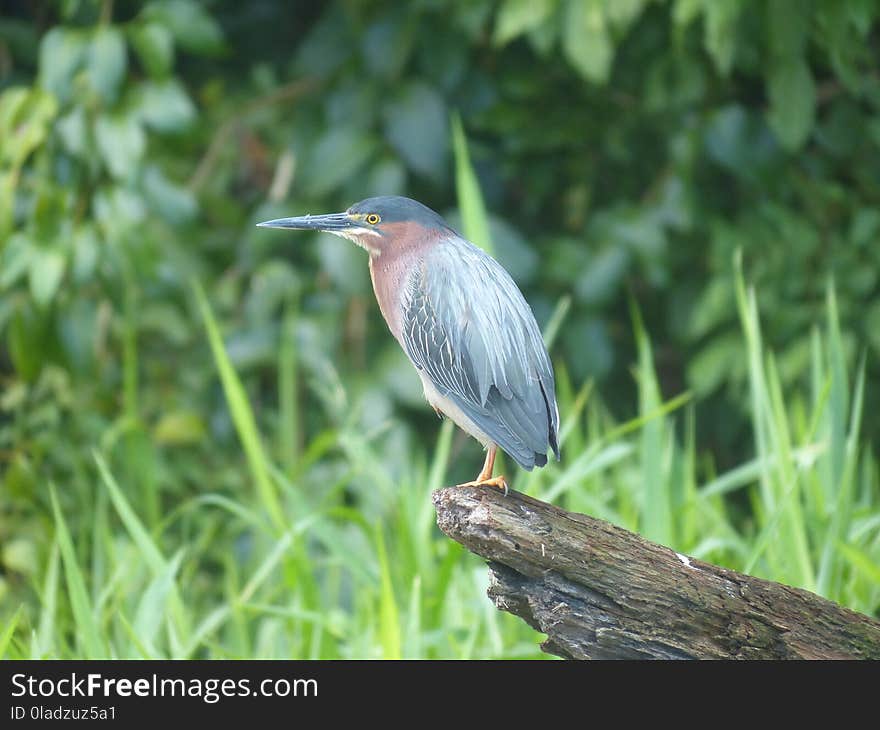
[{"xmin": 432, "ymin": 485, "xmax": 880, "ymax": 660}]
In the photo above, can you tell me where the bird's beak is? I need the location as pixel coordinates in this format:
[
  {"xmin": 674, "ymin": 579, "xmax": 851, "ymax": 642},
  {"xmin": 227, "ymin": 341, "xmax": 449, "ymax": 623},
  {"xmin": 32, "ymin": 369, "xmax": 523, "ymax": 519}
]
[{"xmin": 256, "ymin": 212, "xmax": 354, "ymax": 232}]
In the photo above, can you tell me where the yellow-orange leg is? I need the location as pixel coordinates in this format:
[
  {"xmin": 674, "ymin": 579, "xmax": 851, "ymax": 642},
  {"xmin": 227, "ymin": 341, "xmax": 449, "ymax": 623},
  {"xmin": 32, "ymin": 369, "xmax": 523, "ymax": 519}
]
[{"xmin": 455, "ymin": 445, "xmax": 508, "ymax": 495}]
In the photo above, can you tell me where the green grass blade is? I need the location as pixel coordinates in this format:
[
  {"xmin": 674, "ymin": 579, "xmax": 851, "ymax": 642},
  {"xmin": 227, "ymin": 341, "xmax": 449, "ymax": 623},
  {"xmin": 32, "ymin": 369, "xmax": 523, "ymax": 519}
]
[
  {"xmin": 426, "ymin": 419, "xmax": 454, "ymax": 491},
  {"xmin": 765, "ymin": 354, "xmax": 814, "ymax": 590},
  {"xmin": 836, "ymin": 542, "xmax": 880, "ymax": 585},
  {"xmin": 825, "ymin": 282, "xmax": 848, "ymax": 500},
  {"xmin": 50, "ymin": 485, "xmax": 105, "ymax": 658},
  {"xmin": 94, "ymin": 452, "xmax": 190, "ymax": 656},
  {"xmin": 35, "ymin": 539, "xmax": 60, "ymax": 658},
  {"xmin": 95, "ymin": 452, "xmax": 165, "ymax": 571},
  {"xmin": 451, "ymin": 112, "xmax": 493, "ymax": 255},
  {"xmin": 818, "ymin": 353, "xmax": 866, "ymax": 596},
  {"xmin": 632, "ymin": 299, "xmax": 672, "ymax": 545},
  {"xmin": 133, "ymin": 549, "xmax": 185, "ymax": 657},
  {"xmin": 237, "ymin": 529, "xmax": 294, "ymax": 605},
  {"xmin": 117, "ymin": 610, "xmax": 156, "ymax": 660},
  {"xmin": 558, "ymin": 379, "xmax": 593, "ymax": 447},
  {"xmin": 0, "ymin": 606, "xmax": 24, "ymax": 658},
  {"xmin": 403, "ymin": 575, "xmax": 423, "ymax": 659},
  {"xmin": 278, "ymin": 300, "xmax": 300, "ymax": 477},
  {"xmin": 542, "ymin": 294, "xmax": 572, "ymax": 350},
  {"xmin": 601, "ymin": 391, "xmax": 691, "ymax": 443},
  {"xmin": 193, "ymin": 279, "xmax": 286, "ymax": 532},
  {"xmin": 543, "ymin": 442, "xmax": 634, "ymax": 502},
  {"xmin": 375, "ymin": 529, "xmax": 401, "ymax": 659}
]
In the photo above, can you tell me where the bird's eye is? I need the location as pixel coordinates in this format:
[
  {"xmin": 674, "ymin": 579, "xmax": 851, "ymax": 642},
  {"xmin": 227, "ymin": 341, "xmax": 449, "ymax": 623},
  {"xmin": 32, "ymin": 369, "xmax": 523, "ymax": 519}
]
[{"xmin": 366, "ymin": 213, "xmax": 381, "ymax": 225}]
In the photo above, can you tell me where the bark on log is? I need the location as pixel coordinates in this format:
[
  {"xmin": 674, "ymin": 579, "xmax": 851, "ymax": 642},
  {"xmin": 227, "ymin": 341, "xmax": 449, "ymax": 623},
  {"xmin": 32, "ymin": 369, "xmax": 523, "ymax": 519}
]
[{"xmin": 432, "ymin": 485, "xmax": 880, "ymax": 660}]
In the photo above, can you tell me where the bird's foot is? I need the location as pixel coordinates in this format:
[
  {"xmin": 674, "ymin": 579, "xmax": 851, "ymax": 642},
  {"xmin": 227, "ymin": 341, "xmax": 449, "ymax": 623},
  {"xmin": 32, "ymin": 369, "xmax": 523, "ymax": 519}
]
[{"xmin": 454, "ymin": 475, "xmax": 509, "ymax": 496}]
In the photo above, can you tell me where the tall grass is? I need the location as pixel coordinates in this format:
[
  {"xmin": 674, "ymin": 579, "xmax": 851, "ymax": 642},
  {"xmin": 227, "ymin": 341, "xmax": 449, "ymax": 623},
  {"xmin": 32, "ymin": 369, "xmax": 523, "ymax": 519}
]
[{"xmin": 2, "ymin": 126, "xmax": 878, "ymax": 660}]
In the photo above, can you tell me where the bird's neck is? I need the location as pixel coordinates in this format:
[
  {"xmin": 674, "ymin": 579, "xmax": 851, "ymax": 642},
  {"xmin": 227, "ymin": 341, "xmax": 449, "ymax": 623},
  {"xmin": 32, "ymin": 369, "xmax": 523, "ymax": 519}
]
[{"xmin": 368, "ymin": 231, "xmax": 441, "ymax": 343}]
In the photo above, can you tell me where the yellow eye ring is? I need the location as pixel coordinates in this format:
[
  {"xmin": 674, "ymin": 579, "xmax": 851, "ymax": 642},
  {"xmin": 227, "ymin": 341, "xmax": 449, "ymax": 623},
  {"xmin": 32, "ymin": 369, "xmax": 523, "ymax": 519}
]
[{"xmin": 366, "ymin": 213, "xmax": 381, "ymax": 225}]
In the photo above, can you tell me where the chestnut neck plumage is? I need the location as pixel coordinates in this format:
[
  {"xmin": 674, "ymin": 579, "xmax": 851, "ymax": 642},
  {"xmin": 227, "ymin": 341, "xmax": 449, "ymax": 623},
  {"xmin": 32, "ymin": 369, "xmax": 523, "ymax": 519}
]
[{"xmin": 367, "ymin": 221, "xmax": 445, "ymax": 343}]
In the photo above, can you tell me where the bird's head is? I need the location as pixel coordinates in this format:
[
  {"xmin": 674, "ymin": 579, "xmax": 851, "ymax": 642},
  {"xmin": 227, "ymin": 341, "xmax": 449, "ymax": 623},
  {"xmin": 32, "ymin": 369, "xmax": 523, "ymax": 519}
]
[{"xmin": 257, "ymin": 195, "xmax": 449, "ymax": 256}]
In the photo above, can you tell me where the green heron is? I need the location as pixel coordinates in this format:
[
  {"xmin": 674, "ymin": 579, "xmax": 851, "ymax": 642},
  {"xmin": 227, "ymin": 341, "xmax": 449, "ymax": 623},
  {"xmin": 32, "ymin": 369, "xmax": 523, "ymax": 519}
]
[{"xmin": 258, "ymin": 196, "xmax": 560, "ymax": 491}]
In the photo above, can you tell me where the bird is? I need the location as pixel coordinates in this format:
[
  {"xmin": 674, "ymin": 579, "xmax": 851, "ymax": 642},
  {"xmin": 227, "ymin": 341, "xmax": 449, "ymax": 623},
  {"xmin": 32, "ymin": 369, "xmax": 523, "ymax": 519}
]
[{"xmin": 257, "ymin": 196, "xmax": 560, "ymax": 492}]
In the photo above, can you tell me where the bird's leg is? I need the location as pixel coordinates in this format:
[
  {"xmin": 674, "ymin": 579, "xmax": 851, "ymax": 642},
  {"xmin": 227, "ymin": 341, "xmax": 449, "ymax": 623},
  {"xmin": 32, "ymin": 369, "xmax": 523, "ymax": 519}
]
[{"xmin": 455, "ymin": 445, "xmax": 508, "ymax": 495}]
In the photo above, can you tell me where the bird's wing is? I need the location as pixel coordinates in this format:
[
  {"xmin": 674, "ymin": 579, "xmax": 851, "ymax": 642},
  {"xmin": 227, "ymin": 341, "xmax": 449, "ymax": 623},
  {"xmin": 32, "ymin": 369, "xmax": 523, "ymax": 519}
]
[{"xmin": 401, "ymin": 236, "xmax": 559, "ymax": 470}]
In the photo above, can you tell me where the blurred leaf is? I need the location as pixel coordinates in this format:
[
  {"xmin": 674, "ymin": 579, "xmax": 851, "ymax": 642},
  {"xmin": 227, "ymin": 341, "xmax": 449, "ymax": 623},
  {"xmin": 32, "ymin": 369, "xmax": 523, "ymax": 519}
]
[
  {"xmin": 88, "ymin": 26, "xmax": 127, "ymax": 103},
  {"xmin": 154, "ymin": 411, "xmax": 206, "ymax": 445},
  {"xmin": 0, "ymin": 86, "xmax": 58, "ymax": 169},
  {"xmin": 688, "ymin": 333, "xmax": 744, "ymax": 395},
  {"xmin": 142, "ymin": 165, "xmax": 197, "ymax": 224},
  {"xmin": 606, "ymin": 0, "xmax": 646, "ymax": 31},
  {"xmin": 494, "ymin": 0, "xmax": 556, "ymax": 46},
  {"xmin": 703, "ymin": 0, "xmax": 741, "ymax": 75},
  {"xmin": 673, "ymin": 0, "xmax": 703, "ymax": 26},
  {"xmin": 688, "ymin": 275, "xmax": 734, "ymax": 338},
  {"xmin": 134, "ymin": 79, "xmax": 196, "ymax": 133},
  {"xmin": 71, "ymin": 225, "xmax": 100, "ymax": 283},
  {"xmin": 94, "ymin": 113, "xmax": 146, "ymax": 180},
  {"xmin": 766, "ymin": 58, "xmax": 816, "ymax": 151},
  {"xmin": 563, "ymin": 0, "xmax": 613, "ymax": 83},
  {"xmin": 142, "ymin": 0, "xmax": 224, "ymax": 55},
  {"xmin": 33, "ymin": 183, "xmax": 68, "ymax": 244},
  {"xmin": 383, "ymin": 82, "xmax": 448, "ymax": 181},
  {"xmin": 365, "ymin": 158, "xmax": 407, "ymax": 197},
  {"xmin": 575, "ymin": 245, "xmax": 629, "ymax": 305},
  {"xmin": 93, "ymin": 185, "xmax": 147, "ymax": 231},
  {"xmin": 302, "ymin": 126, "xmax": 375, "ymax": 196},
  {"xmin": 38, "ymin": 27, "xmax": 87, "ymax": 103},
  {"xmin": 850, "ymin": 208, "xmax": 880, "ymax": 248},
  {"xmin": 57, "ymin": 298, "xmax": 97, "ymax": 372},
  {"xmin": 56, "ymin": 106, "xmax": 89, "ymax": 159},
  {"xmin": 8, "ymin": 307, "xmax": 47, "ymax": 380},
  {"xmin": 316, "ymin": 236, "xmax": 366, "ymax": 296},
  {"xmin": 3, "ymin": 537, "xmax": 37, "ymax": 575},
  {"xmin": 566, "ymin": 315, "xmax": 613, "ymax": 376},
  {"xmin": 766, "ymin": 0, "xmax": 809, "ymax": 59},
  {"xmin": 0, "ymin": 17, "xmax": 40, "ymax": 64},
  {"xmin": 0, "ymin": 233, "xmax": 32, "ymax": 289},
  {"xmin": 489, "ymin": 215, "xmax": 537, "ymax": 283},
  {"xmin": 294, "ymin": 5, "xmax": 351, "ymax": 77},
  {"xmin": 139, "ymin": 302, "xmax": 190, "ymax": 344},
  {"xmin": 245, "ymin": 260, "xmax": 301, "ymax": 323},
  {"xmin": 866, "ymin": 302, "xmax": 880, "ymax": 353},
  {"xmin": 361, "ymin": 14, "xmax": 414, "ymax": 79},
  {"xmin": 129, "ymin": 22, "xmax": 174, "ymax": 77},
  {"xmin": 29, "ymin": 248, "xmax": 66, "ymax": 308},
  {"xmin": 704, "ymin": 105, "xmax": 778, "ymax": 180}
]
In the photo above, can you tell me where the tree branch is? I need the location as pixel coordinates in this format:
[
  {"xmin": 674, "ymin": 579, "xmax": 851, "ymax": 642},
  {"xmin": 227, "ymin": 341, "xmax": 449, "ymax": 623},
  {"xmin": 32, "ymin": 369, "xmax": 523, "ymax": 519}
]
[{"xmin": 432, "ymin": 486, "xmax": 880, "ymax": 660}]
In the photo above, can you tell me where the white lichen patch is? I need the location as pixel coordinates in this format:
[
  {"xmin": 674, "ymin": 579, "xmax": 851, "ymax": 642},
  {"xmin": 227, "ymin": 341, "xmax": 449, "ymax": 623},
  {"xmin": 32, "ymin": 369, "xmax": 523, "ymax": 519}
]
[{"xmin": 676, "ymin": 552, "xmax": 694, "ymax": 568}]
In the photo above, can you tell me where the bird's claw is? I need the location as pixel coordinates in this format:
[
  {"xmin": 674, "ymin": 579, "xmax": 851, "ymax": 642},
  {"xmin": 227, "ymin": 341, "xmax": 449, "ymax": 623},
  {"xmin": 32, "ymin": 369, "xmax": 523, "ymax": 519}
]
[{"xmin": 455, "ymin": 475, "xmax": 509, "ymax": 496}]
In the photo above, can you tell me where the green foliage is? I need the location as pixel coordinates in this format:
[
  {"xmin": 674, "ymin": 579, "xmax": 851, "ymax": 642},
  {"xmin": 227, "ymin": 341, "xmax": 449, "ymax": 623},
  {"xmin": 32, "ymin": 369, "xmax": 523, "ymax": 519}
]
[{"xmin": 1, "ymin": 0, "xmax": 879, "ymax": 658}]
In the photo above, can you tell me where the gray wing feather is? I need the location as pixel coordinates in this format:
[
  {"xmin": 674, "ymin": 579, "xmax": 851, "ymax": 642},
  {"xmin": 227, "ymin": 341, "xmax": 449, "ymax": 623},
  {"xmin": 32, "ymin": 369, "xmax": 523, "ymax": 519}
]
[{"xmin": 401, "ymin": 237, "xmax": 560, "ymax": 470}]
